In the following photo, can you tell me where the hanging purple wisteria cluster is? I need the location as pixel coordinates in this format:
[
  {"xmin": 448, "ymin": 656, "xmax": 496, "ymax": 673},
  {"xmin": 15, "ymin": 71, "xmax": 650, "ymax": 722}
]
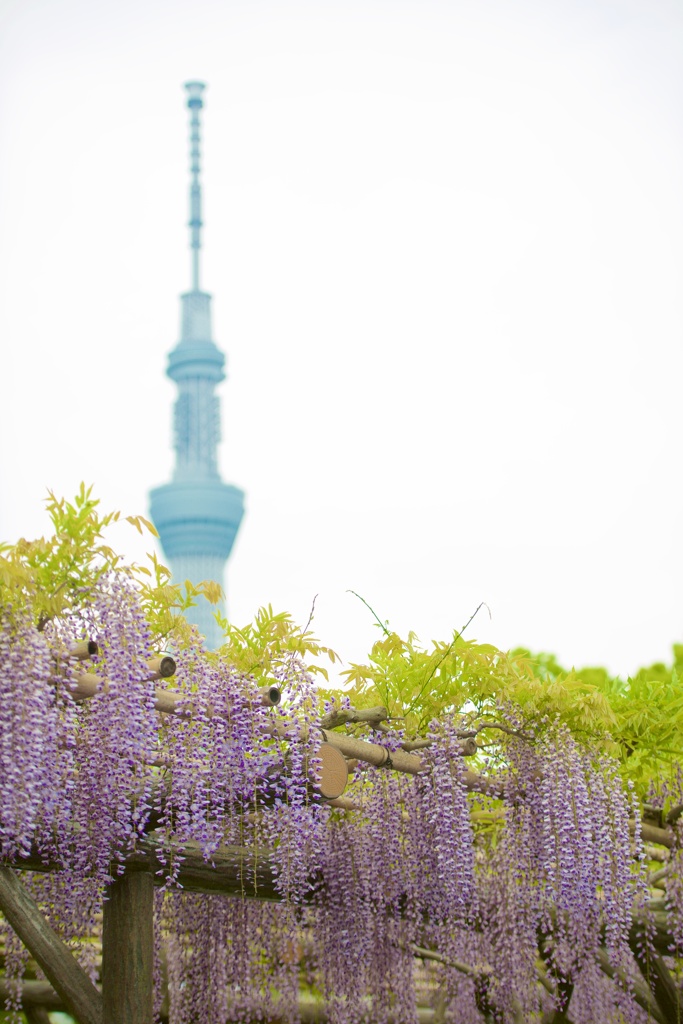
[{"xmin": 0, "ymin": 572, "xmax": 677, "ymax": 1024}]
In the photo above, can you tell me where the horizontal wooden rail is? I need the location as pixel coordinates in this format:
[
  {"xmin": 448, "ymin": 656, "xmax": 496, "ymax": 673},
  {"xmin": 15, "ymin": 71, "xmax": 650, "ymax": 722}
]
[
  {"xmin": 0, "ymin": 981, "xmax": 441, "ymax": 1024},
  {"xmin": 0, "ymin": 980, "xmax": 63, "ymax": 1010},
  {"xmin": 13, "ymin": 840, "xmax": 282, "ymax": 901},
  {"xmin": 630, "ymin": 820, "xmax": 673, "ymax": 849}
]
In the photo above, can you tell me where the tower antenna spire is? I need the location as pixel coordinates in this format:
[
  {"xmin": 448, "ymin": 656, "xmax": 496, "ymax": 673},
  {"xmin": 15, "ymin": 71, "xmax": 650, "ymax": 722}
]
[{"xmin": 185, "ymin": 81, "xmax": 205, "ymax": 292}]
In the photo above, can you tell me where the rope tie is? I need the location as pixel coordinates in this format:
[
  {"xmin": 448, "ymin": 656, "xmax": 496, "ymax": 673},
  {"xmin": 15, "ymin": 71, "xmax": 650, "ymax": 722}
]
[{"xmin": 381, "ymin": 749, "xmax": 394, "ymax": 769}]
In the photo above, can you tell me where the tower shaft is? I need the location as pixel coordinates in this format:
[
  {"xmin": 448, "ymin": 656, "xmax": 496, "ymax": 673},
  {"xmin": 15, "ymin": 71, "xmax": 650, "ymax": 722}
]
[{"xmin": 150, "ymin": 83, "xmax": 245, "ymax": 648}]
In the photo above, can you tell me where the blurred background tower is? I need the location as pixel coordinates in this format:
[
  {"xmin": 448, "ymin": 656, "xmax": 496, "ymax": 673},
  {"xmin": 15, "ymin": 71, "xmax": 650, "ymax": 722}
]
[{"xmin": 150, "ymin": 81, "xmax": 244, "ymax": 648}]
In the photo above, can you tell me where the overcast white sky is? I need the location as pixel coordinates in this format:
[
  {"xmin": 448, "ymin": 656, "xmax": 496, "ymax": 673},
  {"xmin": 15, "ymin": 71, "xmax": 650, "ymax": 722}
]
[{"xmin": 1, "ymin": 0, "xmax": 682, "ymax": 680}]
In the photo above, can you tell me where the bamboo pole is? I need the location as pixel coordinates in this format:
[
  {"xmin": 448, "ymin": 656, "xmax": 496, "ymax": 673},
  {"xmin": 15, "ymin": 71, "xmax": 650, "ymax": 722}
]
[
  {"xmin": 70, "ymin": 673, "xmax": 107, "ymax": 699},
  {"xmin": 70, "ymin": 673, "xmax": 281, "ymax": 712},
  {"xmin": 72, "ymin": 661, "xmax": 177, "ymax": 702},
  {"xmin": 0, "ymin": 867, "xmax": 102, "ymax": 1024},
  {"xmin": 408, "ymin": 942, "xmax": 491, "ymax": 979},
  {"xmin": 326, "ymin": 795, "xmax": 361, "ymax": 810},
  {"xmin": 318, "ymin": 729, "xmax": 424, "ymax": 774},
  {"xmin": 68, "ymin": 671, "xmax": 496, "ymax": 783},
  {"xmin": 318, "ymin": 727, "xmax": 479, "ymax": 776},
  {"xmin": 643, "ymin": 844, "xmax": 670, "ymax": 862},
  {"xmin": 102, "ymin": 872, "xmax": 154, "ymax": 1024},
  {"xmin": 50, "ymin": 639, "xmax": 98, "ymax": 666},
  {"xmin": 152, "ymin": 687, "xmax": 184, "ymax": 714},
  {"xmin": 68, "ymin": 675, "xmax": 425, "ymax": 777},
  {"xmin": 319, "ymin": 705, "xmax": 389, "ymax": 730}
]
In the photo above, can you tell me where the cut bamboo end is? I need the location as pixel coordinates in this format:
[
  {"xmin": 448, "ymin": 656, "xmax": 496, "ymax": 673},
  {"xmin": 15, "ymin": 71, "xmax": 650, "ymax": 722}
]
[
  {"xmin": 317, "ymin": 743, "xmax": 348, "ymax": 800},
  {"xmin": 260, "ymin": 685, "xmax": 281, "ymax": 707},
  {"xmin": 52, "ymin": 640, "xmax": 98, "ymax": 662},
  {"xmin": 73, "ymin": 639, "xmax": 98, "ymax": 660},
  {"xmin": 147, "ymin": 656, "xmax": 177, "ymax": 680}
]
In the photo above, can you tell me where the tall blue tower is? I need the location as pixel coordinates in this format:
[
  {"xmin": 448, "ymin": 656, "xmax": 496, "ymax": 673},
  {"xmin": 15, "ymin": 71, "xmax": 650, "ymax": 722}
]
[{"xmin": 150, "ymin": 82, "xmax": 244, "ymax": 648}]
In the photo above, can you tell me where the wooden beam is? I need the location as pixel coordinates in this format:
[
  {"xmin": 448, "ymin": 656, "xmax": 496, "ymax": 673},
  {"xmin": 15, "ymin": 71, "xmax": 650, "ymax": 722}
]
[
  {"xmin": 129, "ymin": 840, "xmax": 282, "ymax": 899},
  {"xmin": 631, "ymin": 910, "xmax": 676, "ymax": 956},
  {"xmin": 11, "ymin": 839, "xmax": 282, "ymax": 900},
  {"xmin": 102, "ymin": 872, "xmax": 154, "ymax": 1024},
  {"xmin": 0, "ymin": 981, "xmax": 441, "ymax": 1024},
  {"xmin": 630, "ymin": 820, "xmax": 673, "ymax": 849},
  {"xmin": 0, "ymin": 867, "xmax": 102, "ymax": 1024},
  {"xmin": 0, "ymin": 980, "xmax": 62, "ymax": 1009},
  {"xmin": 596, "ymin": 947, "xmax": 666, "ymax": 1024}
]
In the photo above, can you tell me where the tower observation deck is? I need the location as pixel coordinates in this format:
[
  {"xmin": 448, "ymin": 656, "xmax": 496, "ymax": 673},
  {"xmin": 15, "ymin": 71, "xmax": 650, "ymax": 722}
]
[{"xmin": 150, "ymin": 82, "xmax": 245, "ymax": 648}]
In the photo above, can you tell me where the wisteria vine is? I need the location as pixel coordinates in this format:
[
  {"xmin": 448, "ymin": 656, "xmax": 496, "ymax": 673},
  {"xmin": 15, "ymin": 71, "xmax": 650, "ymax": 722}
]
[{"xmin": 0, "ymin": 570, "xmax": 678, "ymax": 1024}]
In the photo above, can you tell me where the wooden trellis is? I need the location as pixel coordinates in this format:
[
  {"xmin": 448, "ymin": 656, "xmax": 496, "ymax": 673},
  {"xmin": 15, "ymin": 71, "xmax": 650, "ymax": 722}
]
[
  {"xmin": 1, "ymin": 644, "xmax": 682, "ymax": 1024},
  {"xmin": 2, "ymin": 821, "xmax": 680, "ymax": 1024},
  {"xmin": 0, "ymin": 642, "xmax": 427, "ymax": 1024}
]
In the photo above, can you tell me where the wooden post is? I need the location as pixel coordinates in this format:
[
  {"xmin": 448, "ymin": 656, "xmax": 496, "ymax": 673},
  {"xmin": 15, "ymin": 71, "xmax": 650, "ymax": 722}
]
[
  {"xmin": 24, "ymin": 1008, "xmax": 52, "ymax": 1024},
  {"xmin": 102, "ymin": 871, "xmax": 154, "ymax": 1024},
  {"xmin": 633, "ymin": 947, "xmax": 680, "ymax": 1024},
  {"xmin": 0, "ymin": 867, "xmax": 102, "ymax": 1024}
]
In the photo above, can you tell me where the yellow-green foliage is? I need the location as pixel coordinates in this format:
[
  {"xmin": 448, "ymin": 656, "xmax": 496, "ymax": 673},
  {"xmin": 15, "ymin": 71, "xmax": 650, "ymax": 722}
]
[
  {"xmin": 331, "ymin": 626, "xmax": 683, "ymax": 797},
  {"xmin": 340, "ymin": 631, "xmax": 617, "ymax": 739},
  {"xmin": 0, "ymin": 484, "xmax": 128, "ymax": 629},
  {"xmin": 0, "ymin": 485, "xmax": 219, "ymax": 648},
  {"xmin": 3, "ymin": 488, "xmax": 683, "ymax": 799},
  {"xmin": 215, "ymin": 603, "xmax": 339, "ymax": 683},
  {"xmin": 0, "ymin": 487, "xmax": 339, "ymax": 681}
]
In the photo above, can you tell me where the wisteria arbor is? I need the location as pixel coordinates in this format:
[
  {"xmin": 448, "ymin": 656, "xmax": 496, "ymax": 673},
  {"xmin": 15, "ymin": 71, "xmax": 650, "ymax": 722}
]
[{"xmin": 2, "ymin": 490, "xmax": 683, "ymax": 1024}]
